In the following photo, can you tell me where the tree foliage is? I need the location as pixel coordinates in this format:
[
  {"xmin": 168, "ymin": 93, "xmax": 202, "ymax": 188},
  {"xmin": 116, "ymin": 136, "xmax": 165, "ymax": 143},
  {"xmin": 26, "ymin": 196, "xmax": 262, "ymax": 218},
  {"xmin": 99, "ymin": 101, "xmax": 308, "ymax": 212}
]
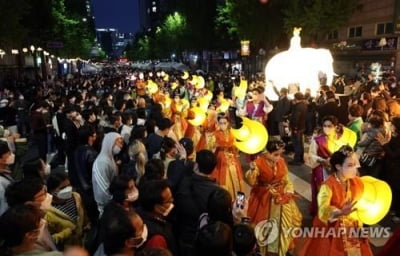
[
  {"xmin": 283, "ymin": 0, "xmax": 360, "ymax": 42},
  {"xmin": 215, "ymin": 0, "xmax": 289, "ymax": 50},
  {"xmin": 0, "ymin": 0, "xmax": 95, "ymax": 57},
  {"xmin": 0, "ymin": 0, "xmax": 29, "ymax": 48}
]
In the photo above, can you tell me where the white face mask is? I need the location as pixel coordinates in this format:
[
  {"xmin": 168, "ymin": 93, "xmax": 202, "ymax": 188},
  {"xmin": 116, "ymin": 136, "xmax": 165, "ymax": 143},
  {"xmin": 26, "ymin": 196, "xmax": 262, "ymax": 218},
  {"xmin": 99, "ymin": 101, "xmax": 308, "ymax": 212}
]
[
  {"xmin": 113, "ymin": 145, "xmax": 122, "ymax": 155},
  {"xmin": 57, "ymin": 186, "xmax": 73, "ymax": 200},
  {"xmin": 137, "ymin": 118, "xmax": 146, "ymax": 126},
  {"xmin": 44, "ymin": 164, "xmax": 51, "ymax": 176},
  {"xmin": 5, "ymin": 153, "xmax": 15, "ymax": 165},
  {"xmin": 40, "ymin": 193, "xmax": 53, "ymax": 210},
  {"xmin": 134, "ymin": 225, "xmax": 148, "ymax": 248},
  {"xmin": 161, "ymin": 203, "xmax": 174, "ymax": 216},
  {"xmin": 126, "ymin": 188, "xmax": 139, "ymax": 202}
]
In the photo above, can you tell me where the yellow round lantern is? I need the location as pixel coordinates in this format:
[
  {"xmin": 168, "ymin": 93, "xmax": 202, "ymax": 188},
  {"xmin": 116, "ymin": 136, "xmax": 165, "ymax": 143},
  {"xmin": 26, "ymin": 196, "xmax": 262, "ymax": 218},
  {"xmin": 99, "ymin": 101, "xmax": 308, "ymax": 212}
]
[
  {"xmin": 181, "ymin": 98, "xmax": 190, "ymax": 110},
  {"xmin": 197, "ymin": 97, "xmax": 210, "ymax": 112},
  {"xmin": 163, "ymin": 74, "xmax": 170, "ymax": 82},
  {"xmin": 187, "ymin": 107, "xmax": 206, "ymax": 126},
  {"xmin": 171, "ymin": 81, "xmax": 179, "ymax": 90},
  {"xmin": 216, "ymin": 98, "xmax": 230, "ymax": 113},
  {"xmin": 195, "ymin": 76, "xmax": 205, "ymax": 89},
  {"xmin": 231, "ymin": 124, "xmax": 251, "ymax": 141},
  {"xmin": 351, "ymin": 176, "xmax": 392, "ymax": 225},
  {"xmin": 233, "ymin": 117, "xmax": 269, "ymax": 154},
  {"xmin": 147, "ymin": 80, "xmax": 159, "ymax": 95},
  {"xmin": 181, "ymin": 71, "xmax": 189, "ymax": 80},
  {"xmin": 189, "ymin": 75, "xmax": 198, "ymax": 87}
]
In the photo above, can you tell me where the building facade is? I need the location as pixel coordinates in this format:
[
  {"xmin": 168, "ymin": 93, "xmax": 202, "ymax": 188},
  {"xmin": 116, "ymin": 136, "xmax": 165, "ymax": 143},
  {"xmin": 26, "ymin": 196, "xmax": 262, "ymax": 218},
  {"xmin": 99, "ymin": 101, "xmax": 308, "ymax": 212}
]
[
  {"xmin": 138, "ymin": 0, "xmax": 177, "ymax": 32},
  {"xmin": 322, "ymin": 0, "xmax": 400, "ymax": 75}
]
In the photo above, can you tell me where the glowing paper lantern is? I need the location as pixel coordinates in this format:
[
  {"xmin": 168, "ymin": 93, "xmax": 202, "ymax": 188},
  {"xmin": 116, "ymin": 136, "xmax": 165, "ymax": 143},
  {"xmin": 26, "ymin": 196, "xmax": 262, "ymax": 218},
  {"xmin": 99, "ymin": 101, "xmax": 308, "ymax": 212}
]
[
  {"xmin": 181, "ymin": 71, "xmax": 189, "ymax": 80},
  {"xmin": 195, "ymin": 76, "xmax": 205, "ymax": 89},
  {"xmin": 264, "ymin": 28, "xmax": 335, "ymax": 101},
  {"xmin": 205, "ymin": 90, "xmax": 213, "ymax": 102},
  {"xmin": 163, "ymin": 74, "xmax": 170, "ymax": 82},
  {"xmin": 351, "ymin": 176, "xmax": 392, "ymax": 225},
  {"xmin": 171, "ymin": 82, "xmax": 179, "ymax": 90},
  {"xmin": 197, "ymin": 97, "xmax": 210, "ymax": 112},
  {"xmin": 216, "ymin": 98, "xmax": 230, "ymax": 113},
  {"xmin": 231, "ymin": 124, "xmax": 250, "ymax": 141},
  {"xmin": 147, "ymin": 80, "xmax": 159, "ymax": 94},
  {"xmin": 232, "ymin": 117, "xmax": 268, "ymax": 154},
  {"xmin": 181, "ymin": 99, "xmax": 190, "ymax": 110},
  {"xmin": 187, "ymin": 107, "xmax": 206, "ymax": 126},
  {"xmin": 189, "ymin": 75, "xmax": 198, "ymax": 87}
]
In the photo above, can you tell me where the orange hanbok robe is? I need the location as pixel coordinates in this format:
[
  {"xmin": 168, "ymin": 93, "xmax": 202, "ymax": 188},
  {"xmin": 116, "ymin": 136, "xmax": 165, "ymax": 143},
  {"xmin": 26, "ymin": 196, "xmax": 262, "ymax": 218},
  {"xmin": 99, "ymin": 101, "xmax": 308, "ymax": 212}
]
[
  {"xmin": 211, "ymin": 130, "xmax": 243, "ymax": 198},
  {"xmin": 294, "ymin": 175, "xmax": 373, "ymax": 256},
  {"xmin": 196, "ymin": 116, "xmax": 216, "ymax": 152},
  {"xmin": 184, "ymin": 110, "xmax": 201, "ymax": 149},
  {"xmin": 246, "ymin": 157, "xmax": 302, "ymax": 256},
  {"xmin": 171, "ymin": 101, "xmax": 188, "ymax": 140}
]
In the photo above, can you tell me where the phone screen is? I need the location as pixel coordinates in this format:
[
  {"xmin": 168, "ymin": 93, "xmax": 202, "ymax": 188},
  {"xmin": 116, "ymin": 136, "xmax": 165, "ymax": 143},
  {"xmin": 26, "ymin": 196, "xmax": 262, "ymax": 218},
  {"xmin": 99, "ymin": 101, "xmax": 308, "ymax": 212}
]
[{"xmin": 236, "ymin": 192, "xmax": 245, "ymax": 209}]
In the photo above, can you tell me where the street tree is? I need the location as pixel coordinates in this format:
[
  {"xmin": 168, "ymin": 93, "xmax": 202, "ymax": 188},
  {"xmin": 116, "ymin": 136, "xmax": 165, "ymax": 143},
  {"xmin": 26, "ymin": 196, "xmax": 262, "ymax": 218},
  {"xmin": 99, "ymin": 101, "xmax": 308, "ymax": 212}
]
[
  {"xmin": 215, "ymin": 0, "xmax": 290, "ymax": 50},
  {"xmin": 283, "ymin": 0, "xmax": 360, "ymax": 43}
]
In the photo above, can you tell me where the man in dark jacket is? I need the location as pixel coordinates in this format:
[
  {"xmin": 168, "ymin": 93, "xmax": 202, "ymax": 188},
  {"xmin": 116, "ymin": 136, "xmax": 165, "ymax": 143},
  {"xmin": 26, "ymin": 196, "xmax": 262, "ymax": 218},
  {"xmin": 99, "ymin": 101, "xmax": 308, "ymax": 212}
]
[
  {"xmin": 167, "ymin": 137, "xmax": 195, "ymax": 194},
  {"xmin": 62, "ymin": 106, "xmax": 81, "ymax": 188},
  {"xmin": 74, "ymin": 125, "xmax": 98, "ymax": 223},
  {"xmin": 271, "ymin": 88, "xmax": 291, "ymax": 138},
  {"xmin": 317, "ymin": 90, "xmax": 341, "ymax": 125},
  {"xmin": 288, "ymin": 92, "xmax": 308, "ymax": 165},
  {"xmin": 175, "ymin": 149, "xmax": 227, "ymax": 256}
]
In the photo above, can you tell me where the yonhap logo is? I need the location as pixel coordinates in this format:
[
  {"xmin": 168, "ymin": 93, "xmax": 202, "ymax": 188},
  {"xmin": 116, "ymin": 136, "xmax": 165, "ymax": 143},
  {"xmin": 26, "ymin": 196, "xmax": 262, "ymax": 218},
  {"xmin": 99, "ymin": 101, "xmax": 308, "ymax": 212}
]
[{"xmin": 254, "ymin": 218, "xmax": 279, "ymax": 246}]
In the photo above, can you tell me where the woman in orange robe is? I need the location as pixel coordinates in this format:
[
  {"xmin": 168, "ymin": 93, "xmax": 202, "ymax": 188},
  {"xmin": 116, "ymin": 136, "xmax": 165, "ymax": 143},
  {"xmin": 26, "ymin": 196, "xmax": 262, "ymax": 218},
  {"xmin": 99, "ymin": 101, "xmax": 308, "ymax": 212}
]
[
  {"xmin": 170, "ymin": 92, "xmax": 188, "ymax": 140},
  {"xmin": 211, "ymin": 113, "xmax": 243, "ymax": 199},
  {"xmin": 196, "ymin": 105, "xmax": 217, "ymax": 152},
  {"xmin": 295, "ymin": 145, "xmax": 373, "ymax": 256},
  {"xmin": 246, "ymin": 139, "xmax": 302, "ymax": 256}
]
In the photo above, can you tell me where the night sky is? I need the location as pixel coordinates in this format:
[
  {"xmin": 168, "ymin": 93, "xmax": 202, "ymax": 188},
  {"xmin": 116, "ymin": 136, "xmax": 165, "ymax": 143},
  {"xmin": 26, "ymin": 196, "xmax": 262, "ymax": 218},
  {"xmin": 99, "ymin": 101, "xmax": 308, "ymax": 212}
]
[{"xmin": 92, "ymin": 0, "xmax": 139, "ymax": 34}]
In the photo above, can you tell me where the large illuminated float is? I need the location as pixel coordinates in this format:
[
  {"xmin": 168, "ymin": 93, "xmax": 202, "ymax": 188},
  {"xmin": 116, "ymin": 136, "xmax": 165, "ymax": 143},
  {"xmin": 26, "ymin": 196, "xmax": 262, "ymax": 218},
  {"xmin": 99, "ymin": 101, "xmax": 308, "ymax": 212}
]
[{"xmin": 264, "ymin": 27, "xmax": 335, "ymax": 101}]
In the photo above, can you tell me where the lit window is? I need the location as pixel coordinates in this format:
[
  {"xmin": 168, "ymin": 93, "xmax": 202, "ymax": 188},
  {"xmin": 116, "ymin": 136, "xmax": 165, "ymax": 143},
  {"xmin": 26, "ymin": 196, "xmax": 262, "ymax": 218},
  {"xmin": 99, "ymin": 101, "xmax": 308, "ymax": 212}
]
[
  {"xmin": 152, "ymin": 1, "xmax": 156, "ymax": 5},
  {"xmin": 152, "ymin": 7, "xmax": 157, "ymax": 12}
]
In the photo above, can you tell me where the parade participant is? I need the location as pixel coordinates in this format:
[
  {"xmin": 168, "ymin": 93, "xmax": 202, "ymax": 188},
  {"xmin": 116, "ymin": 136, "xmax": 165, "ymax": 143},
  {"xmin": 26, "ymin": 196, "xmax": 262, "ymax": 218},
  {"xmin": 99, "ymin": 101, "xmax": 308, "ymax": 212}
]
[
  {"xmin": 160, "ymin": 90, "xmax": 172, "ymax": 119},
  {"xmin": 240, "ymin": 87, "xmax": 273, "ymax": 126},
  {"xmin": 196, "ymin": 104, "xmax": 217, "ymax": 151},
  {"xmin": 184, "ymin": 105, "xmax": 202, "ymax": 149},
  {"xmin": 211, "ymin": 113, "xmax": 243, "ymax": 199},
  {"xmin": 246, "ymin": 139, "xmax": 302, "ymax": 256},
  {"xmin": 170, "ymin": 91, "xmax": 189, "ymax": 140},
  {"xmin": 309, "ymin": 115, "xmax": 352, "ymax": 216},
  {"xmin": 295, "ymin": 145, "xmax": 373, "ymax": 256}
]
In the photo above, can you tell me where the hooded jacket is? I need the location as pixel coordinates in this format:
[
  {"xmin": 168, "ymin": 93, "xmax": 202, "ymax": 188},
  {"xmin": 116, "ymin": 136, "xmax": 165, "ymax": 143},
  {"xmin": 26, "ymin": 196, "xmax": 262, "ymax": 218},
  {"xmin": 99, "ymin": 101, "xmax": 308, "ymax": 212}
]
[{"xmin": 92, "ymin": 132, "xmax": 121, "ymax": 214}]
